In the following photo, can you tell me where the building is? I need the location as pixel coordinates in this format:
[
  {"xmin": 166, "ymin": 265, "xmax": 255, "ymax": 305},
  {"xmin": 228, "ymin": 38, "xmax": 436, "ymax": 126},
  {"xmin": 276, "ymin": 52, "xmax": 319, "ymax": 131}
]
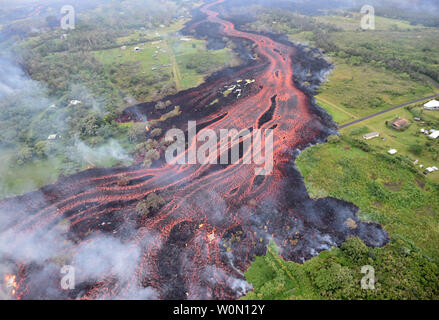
[
  {"xmin": 429, "ymin": 130, "xmax": 439, "ymax": 139},
  {"xmin": 392, "ymin": 118, "xmax": 410, "ymax": 130},
  {"xmin": 425, "ymin": 167, "xmax": 438, "ymax": 174},
  {"xmin": 47, "ymin": 134, "xmax": 58, "ymax": 140},
  {"xmin": 424, "ymin": 100, "xmax": 439, "ymax": 110},
  {"xmin": 363, "ymin": 132, "xmax": 380, "ymax": 140},
  {"xmin": 69, "ymin": 100, "xmax": 81, "ymax": 106},
  {"xmin": 388, "ymin": 149, "xmax": 398, "ymax": 155}
]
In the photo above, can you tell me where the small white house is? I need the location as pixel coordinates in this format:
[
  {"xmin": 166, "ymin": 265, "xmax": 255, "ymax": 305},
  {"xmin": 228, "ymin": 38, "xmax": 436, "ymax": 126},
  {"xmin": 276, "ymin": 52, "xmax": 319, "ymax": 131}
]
[
  {"xmin": 47, "ymin": 134, "xmax": 58, "ymax": 140},
  {"xmin": 69, "ymin": 100, "xmax": 81, "ymax": 106},
  {"xmin": 429, "ymin": 130, "xmax": 439, "ymax": 139},
  {"xmin": 424, "ymin": 100, "xmax": 439, "ymax": 110},
  {"xmin": 388, "ymin": 149, "xmax": 398, "ymax": 155},
  {"xmin": 363, "ymin": 132, "xmax": 380, "ymax": 140}
]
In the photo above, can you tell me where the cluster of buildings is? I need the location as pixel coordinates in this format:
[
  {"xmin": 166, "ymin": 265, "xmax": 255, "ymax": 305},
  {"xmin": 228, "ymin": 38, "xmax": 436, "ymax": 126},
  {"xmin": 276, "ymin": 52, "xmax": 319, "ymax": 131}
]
[
  {"xmin": 425, "ymin": 166, "xmax": 439, "ymax": 174},
  {"xmin": 420, "ymin": 128, "xmax": 439, "ymax": 139},
  {"xmin": 360, "ymin": 99, "xmax": 439, "ymax": 175},
  {"xmin": 362, "ymin": 133, "xmax": 400, "ymax": 156}
]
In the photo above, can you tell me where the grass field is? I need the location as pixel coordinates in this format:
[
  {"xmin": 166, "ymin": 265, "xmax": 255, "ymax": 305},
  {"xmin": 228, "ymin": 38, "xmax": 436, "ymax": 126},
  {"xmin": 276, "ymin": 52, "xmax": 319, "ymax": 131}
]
[
  {"xmin": 330, "ymin": 29, "xmax": 439, "ymax": 77},
  {"xmin": 0, "ymin": 132, "xmax": 134, "ymax": 200},
  {"xmin": 315, "ymin": 96, "xmax": 356, "ymax": 124},
  {"xmin": 115, "ymin": 19, "xmax": 190, "ymax": 44},
  {"xmin": 316, "ymin": 13, "xmax": 423, "ymax": 32},
  {"xmin": 170, "ymin": 38, "xmax": 237, "ymax": 89},
  {"xmin": 339, "ymin": 105, "xmax": 439, "ymax": 183},
  {"xmin": 295, "ymin": 137, "xmax": 439, "ymax": 263},
  {"xmin": 94, "ymin": 23, "xmax": 238, "ymax": 101},
  {"xmin": 0, "ymin": 151, "xmax": 62, "ymax": 199},
  {"xmin": 315, "ymin": 58, "xmax": 439, "ymax": 125},
  {"xmin": 243, "ymin": 136, "xmax": 439, "ymax": 300}
]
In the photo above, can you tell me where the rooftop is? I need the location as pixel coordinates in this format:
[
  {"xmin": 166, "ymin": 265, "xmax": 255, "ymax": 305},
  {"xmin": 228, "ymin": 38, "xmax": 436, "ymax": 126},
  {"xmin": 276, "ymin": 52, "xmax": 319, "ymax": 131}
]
[
  {"xmin": 424, "ymin": 100, "xmax": 439, "ymax": 108},
  {"xmin": 429, "ymin": 130, "xmax": 439, "ymax": 139},
  {"xmin": 392, "ymin": 118, "xmax": 410, "ymax": 129},
  {"xmin": 363, "ymin": 132, "xmax": 380, "ymax": 139}
]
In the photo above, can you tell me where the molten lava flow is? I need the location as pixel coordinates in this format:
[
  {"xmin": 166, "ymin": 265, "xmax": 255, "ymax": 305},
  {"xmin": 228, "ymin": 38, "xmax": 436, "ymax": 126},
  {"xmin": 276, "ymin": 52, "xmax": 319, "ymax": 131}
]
[
  {"xmin": 4, "ymin": 275, "xmax": 18, "ymax": 296},
  {"xmin": 0, "ymin": 0, "xmax": 388, "ymax": 300}
]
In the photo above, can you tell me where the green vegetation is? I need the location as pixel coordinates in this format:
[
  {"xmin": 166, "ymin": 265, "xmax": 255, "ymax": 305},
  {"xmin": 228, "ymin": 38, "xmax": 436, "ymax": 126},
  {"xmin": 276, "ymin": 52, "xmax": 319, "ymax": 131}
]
[
  {"xmin": 136, "ymin": 192, "xmax": 166, "ymax": 217},
  {"xmin": 316, "ymin": 59, "xmax": 436, "ymax": 123},
  {"xmin": 0, "ymin": 152, "xmax": 62, "ymax": 198},
  {"xmin": 244, "ymin": 237, "xmax": 439, "ymax": 300},
  {"xmin": 340, "ymin": 105, "xmax": 439, "ymax": 183},
  {"xmin": 0, "ymin": 0, "xmax": 238, "ymax": 199},
  {"xmin": 244, "ymin": 8, "xmax": 439, "ymax": 125},
  {"xmin": 315, "ymin": 13, "xmax": 423, "ymax": 32},
  {"xmin": 374, "ymin": 7, "xmax": 439, "ymax": 28},
  {"xmin": 244, "ymin": 135, "xmax": 439, "ymax": 299},
  {"xmin": 93, "ymin": 36, "xmax": 237, "ymax": 101},
  {"xmin": 326, "ymin": 28, "xmax": 439, "ymax": 85}
]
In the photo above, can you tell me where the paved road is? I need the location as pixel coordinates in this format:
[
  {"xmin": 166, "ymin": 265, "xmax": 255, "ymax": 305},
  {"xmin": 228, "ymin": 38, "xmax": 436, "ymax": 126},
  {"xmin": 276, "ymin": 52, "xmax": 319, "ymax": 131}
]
[{"xmin": 339, "ymin": 93, "xmax": 439, "ymax": 129}]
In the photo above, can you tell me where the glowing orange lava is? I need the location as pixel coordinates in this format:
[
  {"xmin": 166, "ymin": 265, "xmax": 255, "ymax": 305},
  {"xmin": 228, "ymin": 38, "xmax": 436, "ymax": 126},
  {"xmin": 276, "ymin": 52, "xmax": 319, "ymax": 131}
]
[{"xmin": 4, "ymin": 275, "xmax": 18, "ymax": 296}]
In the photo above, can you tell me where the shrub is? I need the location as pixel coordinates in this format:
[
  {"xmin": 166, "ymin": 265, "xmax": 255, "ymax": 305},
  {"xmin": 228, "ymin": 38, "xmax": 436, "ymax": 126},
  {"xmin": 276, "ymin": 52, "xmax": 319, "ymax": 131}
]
[
  {"xmin": 150, "ymin": 128, "xmax": 162, "ymax": 138},
  {"xmin": 409, "ymin": 144, "xmax": 422, "ymax": 156},
  {"xmin": 128, "ymin": 122, "xmax": 147, "ymax": 142},
  {"xmin": 117, "ymin": 174, "xmax": 130, "ymax": 187},
  {"xmin": 327, "ymin": 135, "xmax": 341, "ymax": 144},
  {"xmin": 143, "ymin": 149, "xmax": 160, "ymax": 168},
  {"xmin": 136, "ymin": 193, "xmax": 165, "ymax": 216},
  {"xmin": 349, "ymin": 126, "xmax": 369, "ymax": 136}
]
